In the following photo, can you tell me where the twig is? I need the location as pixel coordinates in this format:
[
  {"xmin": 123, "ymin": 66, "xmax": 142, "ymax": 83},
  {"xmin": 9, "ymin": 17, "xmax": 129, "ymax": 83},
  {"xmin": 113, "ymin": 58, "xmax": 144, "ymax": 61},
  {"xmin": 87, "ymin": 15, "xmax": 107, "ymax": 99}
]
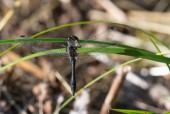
[
  {"xmin": 128, "ymin": 11, "xmax": 170, "ymax": 24},
  {"xmin": 128, "ymin": 18, "xmax": 170, "ymax": 35},
  {"xmin": 1, "ymin": 51, "xmax": 46, "ymax": 79},
  {"xmin": 99, "ymin": 66, "xmax": 131, "ymax": 114},
  {"xmin": 115, "ymin": 0, "xmax": 146, "ymax": 10},
  {"xmin": 88, "ymin": 8, "xmax": 170, "ymax": 35},
  {"xmin": 0, "ymin": 0, "xmax": 22, "ymax": 31},
  {"xmin": 55, "ymin": 72, "xmax": 72, "ymax": 95},
  {"xmin": 95, "ymin": 0, "xmax": 127, "ymax": 23}
]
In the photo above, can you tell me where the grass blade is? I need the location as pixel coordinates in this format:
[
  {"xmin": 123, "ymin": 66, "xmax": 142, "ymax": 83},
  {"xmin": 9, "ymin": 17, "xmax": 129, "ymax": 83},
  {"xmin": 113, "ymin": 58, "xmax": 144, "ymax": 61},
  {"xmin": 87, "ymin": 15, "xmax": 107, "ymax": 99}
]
[
  {"xmin": 1, "ymin": 46, "xmax": 170, "ymax": 72},
  {"xmin": 112, "ymin": 109, "xmax": 156, "ymax": 114}
]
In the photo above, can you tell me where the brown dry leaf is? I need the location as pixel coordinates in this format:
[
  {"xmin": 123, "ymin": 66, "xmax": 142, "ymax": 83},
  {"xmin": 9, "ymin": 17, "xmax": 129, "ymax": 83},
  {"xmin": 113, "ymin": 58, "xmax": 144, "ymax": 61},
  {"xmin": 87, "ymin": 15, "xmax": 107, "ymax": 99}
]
[
  {"xmin": 1, "ymin": 51, "xmax": 47, "ymax": 79},
  {"xmin": 43, "ymin": 99, "xmax": 53, "ymax": 114}
]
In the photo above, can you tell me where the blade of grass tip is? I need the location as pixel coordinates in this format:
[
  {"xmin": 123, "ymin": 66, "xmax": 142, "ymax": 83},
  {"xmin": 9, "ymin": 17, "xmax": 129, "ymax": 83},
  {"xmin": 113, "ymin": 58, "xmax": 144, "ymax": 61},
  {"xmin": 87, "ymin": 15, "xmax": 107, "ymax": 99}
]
[
  {"xmin": 113, "ymin": 22, "xmax": 170, "ymax": 50},
  {"xmin": 141, "ymin": 30, "xmax": 170, "ymax": 50},
  {"xmin": 147, "ymin": 35, "xmax": 161, "ymax": 52},
  {"xmin": 137, "ymin": 29, "xmax": 170, "ymax": 70},
  {"xmin": 147, "ymin": 35, "xmax": 170, "ymax": 70}
]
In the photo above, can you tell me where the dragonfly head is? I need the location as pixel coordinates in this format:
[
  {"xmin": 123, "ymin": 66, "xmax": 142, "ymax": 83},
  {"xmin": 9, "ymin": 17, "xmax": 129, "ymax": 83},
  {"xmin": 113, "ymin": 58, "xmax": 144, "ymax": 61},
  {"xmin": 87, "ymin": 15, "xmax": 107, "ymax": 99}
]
[
  {"xmin": 67, "ymin": 35, "xmax": 80, "ymax": 47},
  {"xmin": 68, "ymin": 35, "xmax": 79, "ymax": 41}
]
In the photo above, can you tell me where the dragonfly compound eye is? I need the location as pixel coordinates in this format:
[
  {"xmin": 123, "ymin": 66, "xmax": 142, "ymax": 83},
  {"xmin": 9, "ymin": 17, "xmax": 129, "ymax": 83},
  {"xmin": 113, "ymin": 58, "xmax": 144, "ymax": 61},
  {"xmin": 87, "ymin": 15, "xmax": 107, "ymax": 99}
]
[{"xmin": 68, "ymin": 35, "xmax": 79, "ymax": 41}]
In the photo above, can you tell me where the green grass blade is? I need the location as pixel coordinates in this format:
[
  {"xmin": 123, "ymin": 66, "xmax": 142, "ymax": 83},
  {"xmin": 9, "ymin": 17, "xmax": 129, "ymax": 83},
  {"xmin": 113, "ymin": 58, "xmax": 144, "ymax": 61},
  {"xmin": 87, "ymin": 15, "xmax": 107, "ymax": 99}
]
[
  {"xmin": 1, "ymin": 20, "xmax": 168, "ymax": 56},
  {"xmin": 0, "ymin": 38, "xmax": 65, "ymax": 44},
  {"xmin": 0, "ymin": 44, "xmax": 20, "ymax": 56},
  {"xmin": 0, "ymin": 48, "xmax": 66, "ymax": 71},
  {"xmin": 1, "ymin": 47, "xmax": 170, "ymax": 72},
  {"xmin": 140, "ymin": 30, "xmax": 170, "ymax": 50},
  {"xmin": 0, "ymin": 37, "xmax": 162, "ymax": 52},
  {"xmin": 112, "ymin": 109, "xmax": 156, "ymax": 114},
  {"xmin": 144, "ymin": 32, "xmax": 170, "ymax": 70},
  {"xmin": 79, "ymin": 47, "xmax": 170, "ymax": 64},
  {"xmin": 31, "ymin": 21, "xmax": 107, "ymax": 38},
  {"xmin": 0, "ymin": 37, "xmax": 159, "ymax": 55},
  {"xmin": 1, "ymin": 20, "xmax": 170, "ymax": 72}
]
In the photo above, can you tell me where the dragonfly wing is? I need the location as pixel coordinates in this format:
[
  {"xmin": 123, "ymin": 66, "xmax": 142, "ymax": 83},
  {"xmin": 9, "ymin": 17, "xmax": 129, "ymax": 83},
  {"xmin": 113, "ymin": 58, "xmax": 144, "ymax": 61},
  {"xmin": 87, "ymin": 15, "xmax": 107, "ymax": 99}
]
[
  {"xmin": 74, "ymin": 26, "xmax": 119, "ymax": 67},
  {"xmin": 15, "ymin": 36, "xmax": 68, "ymax": 55},
  {"xmin": 76, "ymin": 48, "xmax": 115, "ymax": 67}
]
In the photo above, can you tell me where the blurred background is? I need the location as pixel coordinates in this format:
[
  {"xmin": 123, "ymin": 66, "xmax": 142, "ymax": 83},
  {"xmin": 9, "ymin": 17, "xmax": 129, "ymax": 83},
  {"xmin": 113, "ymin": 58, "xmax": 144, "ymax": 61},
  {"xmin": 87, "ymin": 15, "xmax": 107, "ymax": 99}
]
[{"xmin": 0, "ymin": 0, "xmax": 170, "ymax": 114}]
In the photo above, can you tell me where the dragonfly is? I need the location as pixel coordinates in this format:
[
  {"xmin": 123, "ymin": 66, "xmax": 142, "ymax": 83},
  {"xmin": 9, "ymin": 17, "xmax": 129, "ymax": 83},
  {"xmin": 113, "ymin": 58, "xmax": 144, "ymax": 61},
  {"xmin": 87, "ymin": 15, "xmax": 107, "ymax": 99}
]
[
  {"xmin": 17, "ymin": 35, "xmax": 82, "ymax": 95},
  {"xmin": 66, "ymin": 35, "xmax": 81, "ymax": 95},
  {"xmin": 14, "ymin": 25, "xmax": 126, "ymax": 96}
]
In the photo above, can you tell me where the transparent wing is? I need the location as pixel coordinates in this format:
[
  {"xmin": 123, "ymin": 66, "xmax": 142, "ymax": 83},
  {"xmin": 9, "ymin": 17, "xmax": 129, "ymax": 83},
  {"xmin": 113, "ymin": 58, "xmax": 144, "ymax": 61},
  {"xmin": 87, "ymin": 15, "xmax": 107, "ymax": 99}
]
[
  {"xmin": 16, "ymin": 26, "xmax": 122, "ymax": 63},
  {"xmin": 75, "ymin": 26, "xmax": 119, "ymax": 66},
  {"xmin": 15, "ymin": 36, "xmax": 69, "ymax": 58}
]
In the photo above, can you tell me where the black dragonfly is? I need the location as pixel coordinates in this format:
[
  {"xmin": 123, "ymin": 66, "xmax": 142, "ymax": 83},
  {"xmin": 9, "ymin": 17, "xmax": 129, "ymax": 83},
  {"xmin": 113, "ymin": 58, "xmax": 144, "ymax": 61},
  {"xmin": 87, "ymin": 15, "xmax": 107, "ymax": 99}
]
[
  {"xmin": 15, "ymin": 26, "xmax": 123, "ymax": 96},
  {"xmin": 66, "ymin": 35, "xmax": 81, "ymax": 95}
]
